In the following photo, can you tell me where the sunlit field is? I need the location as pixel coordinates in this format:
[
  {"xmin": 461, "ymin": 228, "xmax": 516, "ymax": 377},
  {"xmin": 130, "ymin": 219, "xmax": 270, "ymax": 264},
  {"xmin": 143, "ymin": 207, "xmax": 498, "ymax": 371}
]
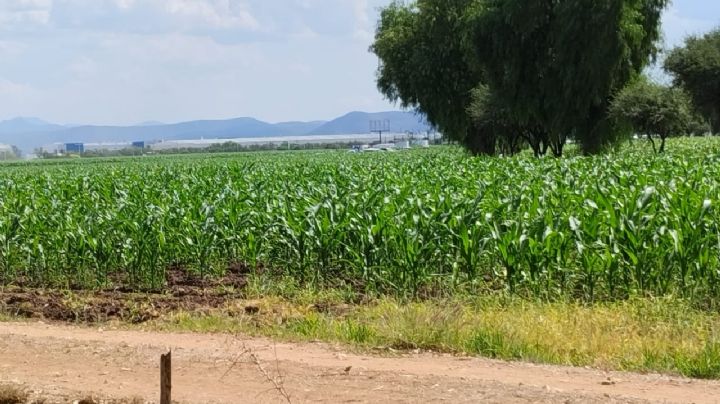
[{"xmin": 0, "ymin": 138, "xmax": 717, "ymax": 304}]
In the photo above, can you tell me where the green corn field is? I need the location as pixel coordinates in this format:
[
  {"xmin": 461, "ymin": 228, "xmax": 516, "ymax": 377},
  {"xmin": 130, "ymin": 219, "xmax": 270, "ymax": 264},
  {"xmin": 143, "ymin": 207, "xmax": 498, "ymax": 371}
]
[{"xmin": 1, "ymin": 139, "xmax": 720, "ymax": 301}]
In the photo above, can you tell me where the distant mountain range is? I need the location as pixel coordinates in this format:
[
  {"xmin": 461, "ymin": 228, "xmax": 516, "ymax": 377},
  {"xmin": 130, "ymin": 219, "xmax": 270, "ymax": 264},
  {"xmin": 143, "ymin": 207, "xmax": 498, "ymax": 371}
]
[
  {"xmin": 0, "ymin": 117, "xmax": 66, "ymax": 134},
  {"xmin": 0, "ymin": 112, "xmax": 433, "ymax": 154}
]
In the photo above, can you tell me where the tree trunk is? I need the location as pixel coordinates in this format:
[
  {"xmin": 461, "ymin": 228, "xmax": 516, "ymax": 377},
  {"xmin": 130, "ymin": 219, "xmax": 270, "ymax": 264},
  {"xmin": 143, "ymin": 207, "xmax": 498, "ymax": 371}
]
[
  {"xmin": 711, "ymin": 111, "xmax": 720, "ymax": 135},
  {"xmin": 659, "ymin": 135, "xmax": 666, "ymax": 154},
  {"xmin": 465, "ymin": 127, "xmax": 496, "ymax": 156},
  {"xmin": 550, "ymin": 134, "xmax": 565, "ymax": 157},
  {"xmin": 647, "ymin": 134, "xmax": 657, "ymax": 154},
  {"xmin": 524, "ymin": 133, "xmax": 542, "ymax": 157}
]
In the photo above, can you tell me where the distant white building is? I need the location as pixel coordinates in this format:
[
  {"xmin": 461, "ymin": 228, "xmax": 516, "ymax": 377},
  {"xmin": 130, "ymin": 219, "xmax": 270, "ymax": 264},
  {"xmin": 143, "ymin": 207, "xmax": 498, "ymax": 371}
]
[
  {"xmin": 149, "ymin": 133, "xmax": 415, "ymax": 151},
  {"xmin": 41, "ymin": 142, "xmax": 135, "ymax": 154},
  {"xmin": 35, "ymin": 132, "xmax": 435, "ymax": 155},
  {"xmin": 0, "ymin": 143, "xmax": 15, "ymax": 159},
  {"xmin": 83, "ymin": 142, "xmax": 133, "ymax": 152}
]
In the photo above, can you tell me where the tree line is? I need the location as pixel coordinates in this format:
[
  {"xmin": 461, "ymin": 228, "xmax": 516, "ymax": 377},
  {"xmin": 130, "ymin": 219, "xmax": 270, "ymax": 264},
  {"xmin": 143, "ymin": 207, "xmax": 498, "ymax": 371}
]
[{"xmin": 371, "ymin": 0, "xmax": 719, "ymax": 156}]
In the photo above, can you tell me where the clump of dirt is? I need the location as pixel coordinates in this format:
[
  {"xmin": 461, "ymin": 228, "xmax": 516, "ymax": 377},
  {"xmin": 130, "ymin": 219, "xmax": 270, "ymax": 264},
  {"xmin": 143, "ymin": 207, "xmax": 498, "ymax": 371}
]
[
  {"xmin": 168, "ymin": 264, "xmax": 248, "ymax": 291},
  {"xmin": 0, "ymin": 263, "xmax": 251, "ymax": 324}
]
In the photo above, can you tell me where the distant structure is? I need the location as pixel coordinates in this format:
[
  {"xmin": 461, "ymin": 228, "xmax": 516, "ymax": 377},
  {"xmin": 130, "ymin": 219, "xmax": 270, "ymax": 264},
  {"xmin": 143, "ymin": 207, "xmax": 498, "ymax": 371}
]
[
  {"xmin": 370, "ymin": 120, "xmax": 391, "ymax": 144},
  {"xmin": 396, "ymin": 140, "xmax": 411, "ymax": 149},
  {"xmin": 64, "ymin": 143, "xmax": 84, "ymax": 153},
  {"xmin": 41, "ymin": 141, "xmax": 145, "ymax": 155},
  {"xmin": 0, "ymin": 143, "xmax": 14, "ymax": 159},
  {"xmin": 37, "ymin": 131, "xmax": 437, "ymax": 155},
  {"xmin": 149, "ymin": 134, "xmax": 410, "ymax": 151}
]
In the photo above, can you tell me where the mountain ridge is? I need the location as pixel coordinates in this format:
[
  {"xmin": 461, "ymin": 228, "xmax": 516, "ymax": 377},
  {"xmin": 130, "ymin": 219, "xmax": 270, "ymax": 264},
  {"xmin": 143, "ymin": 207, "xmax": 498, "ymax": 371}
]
[{"xmin": 0, "ymin": 111, "xmax": 433, "ymax": 153}]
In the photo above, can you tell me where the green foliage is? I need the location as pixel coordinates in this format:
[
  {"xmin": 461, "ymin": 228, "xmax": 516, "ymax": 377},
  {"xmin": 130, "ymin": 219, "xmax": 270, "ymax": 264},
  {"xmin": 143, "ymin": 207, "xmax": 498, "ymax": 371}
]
[
  {"xmin": 372, "ymin": 0, "xmax": 669, "ymax": 156},
  {"xmin": 2, "ymin": 143, "xmax": 720, "ymax": 302},
  {"xmin": 609, "ymin": 79, "xmax": 694, "ymax": 153},
  {"xmin": 467, "ymin": 86, "xmax": 526, "ymax": 156},
  {"xmin": 370, "ymin": 0, "xmax": 490, "ymax": 154},
  {"xmin": 665, "ymin": 29, "xmax": 720, "ymax": 134},
  {"xmin": 470, "ymin": 0, "xmax": 669, "ymax": 155}
]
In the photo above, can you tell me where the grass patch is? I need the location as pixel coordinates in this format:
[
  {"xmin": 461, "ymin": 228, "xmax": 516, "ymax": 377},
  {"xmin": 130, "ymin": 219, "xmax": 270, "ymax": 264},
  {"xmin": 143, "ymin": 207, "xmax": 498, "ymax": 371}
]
[
  {"xmin": 151, "ymin": 292, "xmax": 720, "ymax": 379},
  {"xmin": 4, "ymin": 273, "xmax": 718, "ymax": 379},
  {"xmin": 0, "ymin": 384, "xmax": 28, "ymax": 404}
]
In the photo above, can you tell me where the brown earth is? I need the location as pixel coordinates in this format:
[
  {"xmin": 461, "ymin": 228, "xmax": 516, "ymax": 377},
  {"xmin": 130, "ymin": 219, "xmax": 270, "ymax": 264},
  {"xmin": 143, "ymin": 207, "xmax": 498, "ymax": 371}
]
[
  {"xmin": 1, "ymin": 321, "xmax": 720, "ymax": 404},
  {"xmin": 0, "ymin": 265, "xmax": 250, "ymax": 324}
]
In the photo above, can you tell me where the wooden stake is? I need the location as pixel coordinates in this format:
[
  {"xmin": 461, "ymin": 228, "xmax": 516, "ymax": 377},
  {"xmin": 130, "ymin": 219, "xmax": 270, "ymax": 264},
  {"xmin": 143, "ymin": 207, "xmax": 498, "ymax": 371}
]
[{"xmin": 160, "ymin": 351, "xmax": 172, "ymax": 404}]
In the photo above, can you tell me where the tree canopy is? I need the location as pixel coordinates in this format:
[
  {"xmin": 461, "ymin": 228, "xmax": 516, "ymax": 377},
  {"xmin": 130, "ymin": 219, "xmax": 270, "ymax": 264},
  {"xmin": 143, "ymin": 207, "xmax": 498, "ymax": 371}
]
[
  {"xmin": 370, "ymin": 0, "xmax": 489, "ymax": 154},
  {"xmin": 371, "ymin": 0, "xmax": 670, "ymax": 156},
  {"xmin": 609, "ymin": 79, "xmax": 694, "ymax": 153},
  {"xmin": 664, "ymin": 29, "xmax": 720, "ymax": 135}
]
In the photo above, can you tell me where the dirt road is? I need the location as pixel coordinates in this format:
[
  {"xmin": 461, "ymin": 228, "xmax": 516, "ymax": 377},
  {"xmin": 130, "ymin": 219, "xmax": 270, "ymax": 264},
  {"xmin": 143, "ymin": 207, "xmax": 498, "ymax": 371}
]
[{"xmin": 1, "ymin": 321, "xmax": 718, "ymax": 403}]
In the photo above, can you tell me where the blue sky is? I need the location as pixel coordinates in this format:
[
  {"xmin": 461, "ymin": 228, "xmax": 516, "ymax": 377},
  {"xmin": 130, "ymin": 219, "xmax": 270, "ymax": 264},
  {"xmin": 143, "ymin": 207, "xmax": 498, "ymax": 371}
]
[{"xmin": 0, "ymin": 0, "xmax": 718, "ymax": 125}]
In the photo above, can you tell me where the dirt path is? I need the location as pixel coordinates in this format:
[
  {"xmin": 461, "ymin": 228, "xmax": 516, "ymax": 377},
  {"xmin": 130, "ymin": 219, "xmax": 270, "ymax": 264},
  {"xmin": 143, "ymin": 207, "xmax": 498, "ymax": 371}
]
[{"xmin": 1, "ymin": 321, "xmax": 718, "ymax": 403}]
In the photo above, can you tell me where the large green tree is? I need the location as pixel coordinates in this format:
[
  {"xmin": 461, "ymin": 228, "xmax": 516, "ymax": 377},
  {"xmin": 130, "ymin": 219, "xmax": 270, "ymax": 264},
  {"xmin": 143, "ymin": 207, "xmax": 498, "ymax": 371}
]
[
  {"xmin": 370, "ymin": 0, "xmax": 491, "ymax": 155},
  {"xmin": 609, "ymin": 79, "xmax": 693, "ymax": 153},
  {"xmin": 664, "ymin": 29, "xmax": 720, "ymax": 134},
  {"xmin": 469, "ymin": 0, "xmax": 669, "ymax": 155},
  {"xmin": 467, "ymin": 85, "xmax": 520, "ymax": 155},
  {"xmin": 371, "ymin": 0, "xmax": 669, "ymax": 156}
]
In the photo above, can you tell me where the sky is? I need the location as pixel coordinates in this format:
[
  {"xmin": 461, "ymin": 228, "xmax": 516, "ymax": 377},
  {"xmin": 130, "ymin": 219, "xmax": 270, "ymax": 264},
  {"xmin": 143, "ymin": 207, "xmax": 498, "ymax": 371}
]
[{"xmin": 0, "ymin": 0, "xmax": 718, "ymax": 126}]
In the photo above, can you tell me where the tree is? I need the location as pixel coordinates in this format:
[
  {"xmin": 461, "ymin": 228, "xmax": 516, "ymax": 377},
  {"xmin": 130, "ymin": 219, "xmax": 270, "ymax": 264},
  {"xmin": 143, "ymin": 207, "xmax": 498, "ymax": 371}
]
[
  {"xmin": 469, "ymin": 0, "xmax": 669, "ymax": 155},
  {"xmin": 468, "ymin": 86, "xmax": 520, "ymax": 156},
  {"xmin": 371, "ymin": 0, "xmax": 669, "ymax": 156},
  {"xmin": 468, "ymin": 85, "xmax": 549, "ymax": 157},
  {"xmin": 686, "ymin": 115, "xmax": 712, "ymax": 137},
  {"xmin": 664, "ymin": 29, "xmax": 720, "ymax": 135},
  {"xmin": 609, "ymin": 80, "xmax": 693, "ymax": 153},
  {"xmin": 370, "ymin": 0, "xmax": 493, "ymax": 155},
  {"xmin": 370, "ymin": 0, "xmax": 669, "ymax": 156}
]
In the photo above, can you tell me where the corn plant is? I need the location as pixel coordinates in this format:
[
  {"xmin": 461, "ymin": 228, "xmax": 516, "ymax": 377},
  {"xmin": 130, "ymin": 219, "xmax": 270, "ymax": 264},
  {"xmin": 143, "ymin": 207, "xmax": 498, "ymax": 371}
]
[{"xmin": 0, "ymin": 139, "xmax": 718, "ymax": 302}]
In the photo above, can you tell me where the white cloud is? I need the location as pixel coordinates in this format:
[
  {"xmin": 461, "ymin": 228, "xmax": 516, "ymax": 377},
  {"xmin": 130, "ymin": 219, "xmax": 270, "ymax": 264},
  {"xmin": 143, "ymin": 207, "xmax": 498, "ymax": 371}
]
[
  {"xmin": 0, "ymin": 79, "xmax": 26, "ymax": 95},
  {"xmin": 0, "ymin": 0, "xmax": 52, "ymax": 27},
  {"xmin": 351, "ymin": 0, "xmax": 372, "ymax": 40},
  {"xmin": 0, "ymin": 78, "xmax": 46, "ymax": 122},
  {"xmin": 352, "ymin": 0, "xmax": 370, "ymax": 26},
  {"xmin": 0, "ymin": 40, "xmax": 25, "ymax": 57},
  {"xmin": 114, "ymin": 0, "xmax": 136, "ymax": 9},
  {"xmin": 0, "ymin": 0, "xmax": 396, "ymax": 125},
  {"xmin": 2, "ymin": 0, "xmax": 53, "ymax": 11},
  {"xmin": 289, "ymin": 25, "xmax": 319, "ymax": 40},
  {"xmin": 163, "ymin": 0, "xmax": 260, "ymax": 30},
  {"xmin": 68, "ymin": 56, "xmax": 98, "ymax": 76},
  {"xmin": 96, "ymin": 32, "xmax": 264, "ymax": 67},
  {"xmin": 661, "ymin": 6, "xmax": 717, "ymax": 48}
]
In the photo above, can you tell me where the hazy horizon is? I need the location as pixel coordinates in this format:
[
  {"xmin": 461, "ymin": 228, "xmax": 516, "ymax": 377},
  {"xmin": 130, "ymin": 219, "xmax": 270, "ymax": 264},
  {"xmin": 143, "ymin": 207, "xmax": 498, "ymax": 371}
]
[
  {"xmin": 1, "ymin": 109, "xmax": 408, "ymax": 127},
  {"xmin": 1, "ymin": 0, "xmax": 718, "ymax": 126}
]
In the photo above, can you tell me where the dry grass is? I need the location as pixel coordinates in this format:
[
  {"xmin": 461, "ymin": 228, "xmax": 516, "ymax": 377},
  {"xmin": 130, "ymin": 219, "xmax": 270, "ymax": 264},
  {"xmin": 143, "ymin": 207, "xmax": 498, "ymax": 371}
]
[
  {"xmin": 223, "ymin": 340, "xmax": 292, "ymax": 403},
  {"xmin": 0, "ymin": 385, "xmax": 144, "ymax": 404},
  {"xmin": 362, "ymin": 298, "xmax": 720, "ymax": 371},
  {"xmin": 153, "ymin": 295, "xmax": 720, "ymax": 378},
  {"xmin": 0, "ymin": 385, "xmax": 27, "ymax": 404},
  {"xmin": 73, "ymin": 396, "xmax": 144, "ymax": 404}
]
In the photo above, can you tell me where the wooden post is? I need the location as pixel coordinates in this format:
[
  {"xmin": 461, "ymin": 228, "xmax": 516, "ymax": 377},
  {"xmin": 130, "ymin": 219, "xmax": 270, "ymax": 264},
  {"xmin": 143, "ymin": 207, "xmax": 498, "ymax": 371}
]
[{"xmin": 160, "ymin": 351, "xmax": 172, "ymax": 404}]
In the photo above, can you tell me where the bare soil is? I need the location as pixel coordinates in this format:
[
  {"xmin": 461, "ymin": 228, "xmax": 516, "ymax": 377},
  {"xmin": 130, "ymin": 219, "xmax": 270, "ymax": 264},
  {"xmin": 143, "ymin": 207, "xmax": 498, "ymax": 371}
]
[
  {"xmin": 1, "ymin": 322, "xmax": 720, "ymax": 404},
  {"xmin": 0, "ymin": 265, "xmax": 249, "ymax": 323}
]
